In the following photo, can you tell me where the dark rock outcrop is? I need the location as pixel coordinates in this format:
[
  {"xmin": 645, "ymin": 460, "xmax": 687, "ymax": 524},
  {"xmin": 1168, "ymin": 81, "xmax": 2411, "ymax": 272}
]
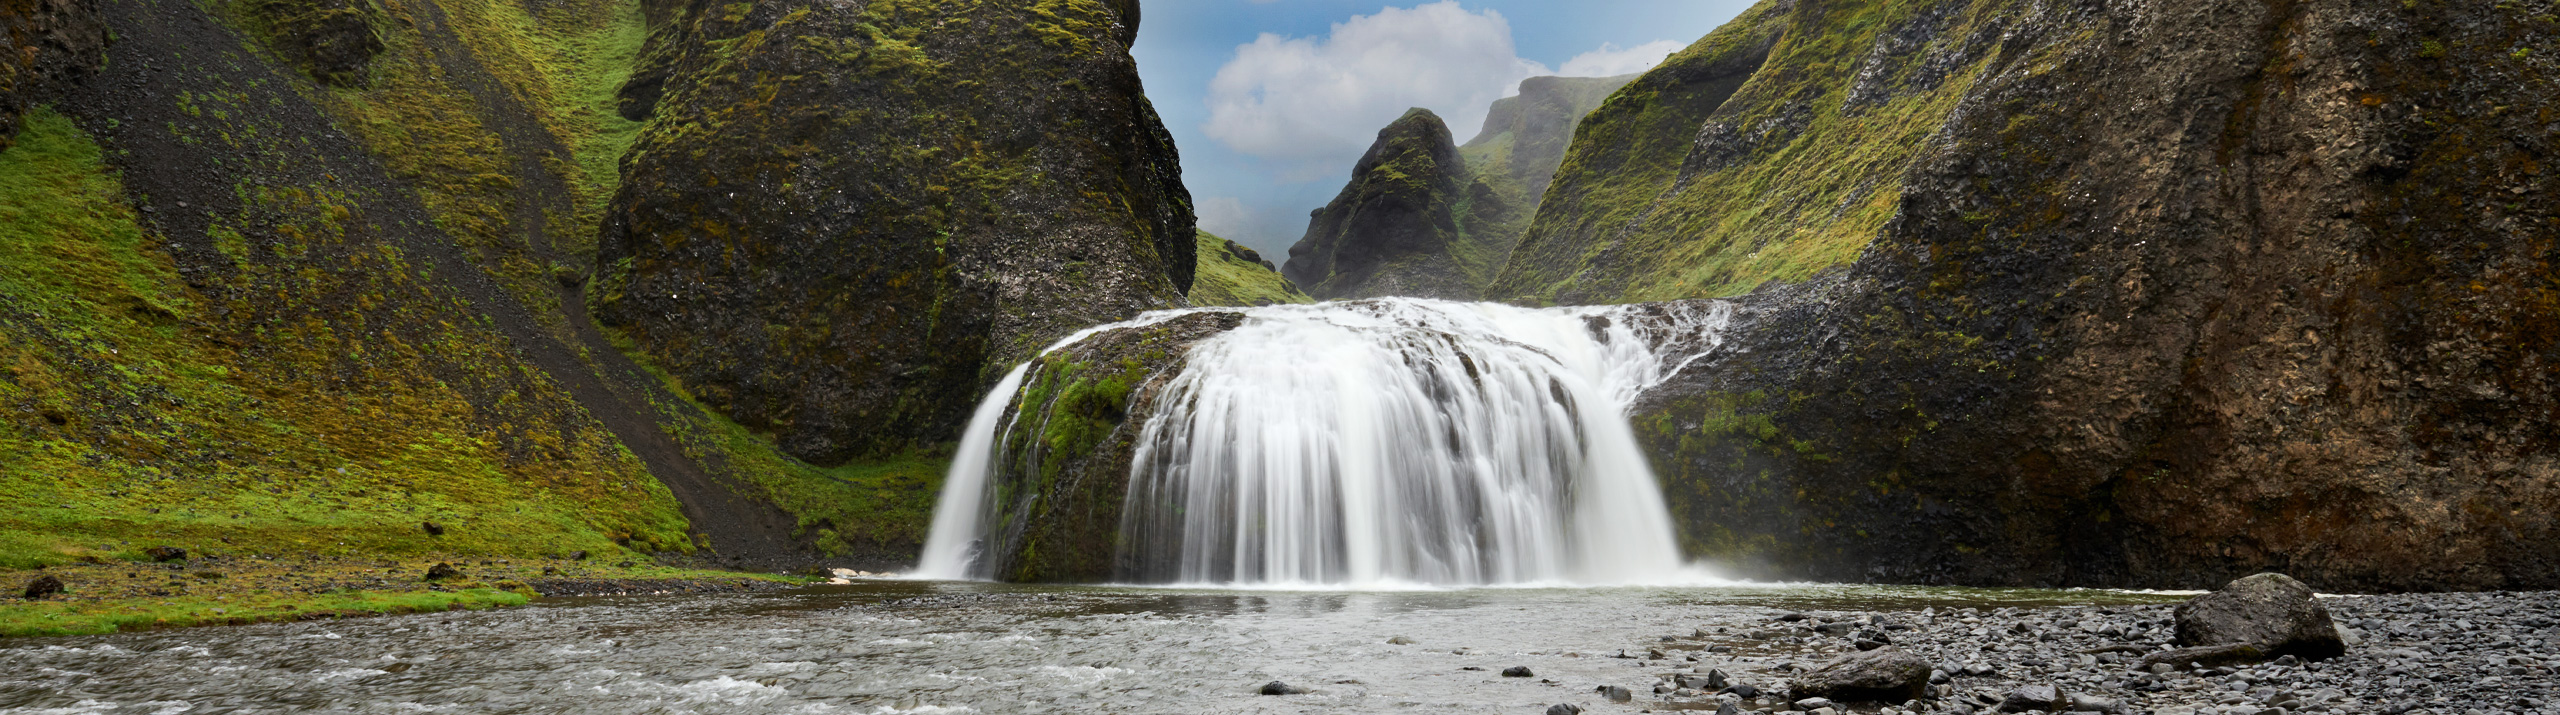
[
  {"xmin": 1789, "ymin": 646, "xmax": 1930, "ymax": 702},
  {"xmin": 2173, "ymin": 573, "xmax": 2346, "ymax": 661},
  {"xmin": 21, "ymin": 574, "xmax": 64, "ymax": 599},
  {"xmin": 1627, "ymin": 0, "xmax": 2560, "ymax": 591},
  {"xmin": 244, "ymin": 0, "xmax": 384, "ymax": 87},
  {"xmin": 0, "ymin": 0, "xmax": 105, "ymax": 149},
  {"xmin": 1283, "ymin": 108, "xmax": 1497, "ymax": 300},
  {"xmin": 596, "ymin": 0, "xmax": 1196, "ymax": 466},
  {"xmin": 969, "ymin": 311, "xmax": 1246, "ymax": 583}
]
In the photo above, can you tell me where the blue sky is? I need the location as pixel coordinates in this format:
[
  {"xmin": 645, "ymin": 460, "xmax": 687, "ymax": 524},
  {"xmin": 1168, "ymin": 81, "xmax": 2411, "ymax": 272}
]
[{"xmin": 1131, "ymin": 1, "xmax": 1755, "ymax": 256}]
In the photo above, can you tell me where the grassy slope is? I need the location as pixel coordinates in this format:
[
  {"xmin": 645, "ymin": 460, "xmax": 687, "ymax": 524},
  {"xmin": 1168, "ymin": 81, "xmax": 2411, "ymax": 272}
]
[
  {"xmin": 0, "ymin": 107, "xmax": 686, "ymax": 569},
  {"xmin": 1491, "ymin": 0, "xmax": 2002, "ymax": 303},
  {"xmin": 246, "ymin": 0, "xmax": 935, "ymax": 560},
  {"xmin": 1189, "ymin": 230, "xmax": 1311, "ymax": 307}
]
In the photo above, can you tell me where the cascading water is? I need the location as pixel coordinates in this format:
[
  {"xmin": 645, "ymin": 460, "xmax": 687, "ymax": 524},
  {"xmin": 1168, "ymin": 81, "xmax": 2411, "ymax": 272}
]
[{"xmin": 916, "ymin": 298, "xmax": 1731, "ymax": 587}]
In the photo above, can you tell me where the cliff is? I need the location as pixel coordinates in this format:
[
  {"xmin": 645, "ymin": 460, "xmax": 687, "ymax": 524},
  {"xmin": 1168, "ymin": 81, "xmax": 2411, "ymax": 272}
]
[
  {"xmin": 594, "ymin": 0, "xmax": 1196, "ymax": 468},
  {"xmin": 1619, "ymin": 0, "xmax": 2560, "ymax": 591}
]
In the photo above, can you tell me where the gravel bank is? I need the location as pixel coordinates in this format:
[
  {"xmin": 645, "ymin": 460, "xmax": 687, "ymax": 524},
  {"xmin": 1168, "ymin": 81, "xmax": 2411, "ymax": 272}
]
[{"xmin": 1624, "ymin": 591, "xmax": 2559, "ymax": 715}]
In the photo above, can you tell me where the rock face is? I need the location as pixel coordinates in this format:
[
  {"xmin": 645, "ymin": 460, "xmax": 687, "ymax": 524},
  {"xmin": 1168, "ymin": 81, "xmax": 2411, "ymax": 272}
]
[
  {"xmin": 596, "ymin": 0, "xmax": 1195, "ymax": 465},
  {"xmin": 1622, "ymin": 0, "xmax": 2560, "ymax": 591},
  {"xmin": 2172, "ymin": 573, "xmax": 2346, "ymax": 661},
  {"xmin": 970, "ymin": 311, "xmax": 1246, "ymax": 583},
  {"xmin": 0, "ymin": 0, "xmax": 105, "ymax": 149},
  {"xmin": 1789, "ymin": 646, "xmax": 1930, "ymax": 703},
  {"xmin": 1283, "ymin": 108, "xmax": 1493, "ymax": 301},
  {"xmin": 243, "ymin": 0, "xmax": 385, "ymax": 87}
]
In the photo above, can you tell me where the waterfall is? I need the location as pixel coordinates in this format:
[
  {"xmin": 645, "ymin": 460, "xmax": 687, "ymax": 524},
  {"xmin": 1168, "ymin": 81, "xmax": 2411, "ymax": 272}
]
[{"xmin": 916, "ymin": 298, "xmax": 1731, "ymax": 587}]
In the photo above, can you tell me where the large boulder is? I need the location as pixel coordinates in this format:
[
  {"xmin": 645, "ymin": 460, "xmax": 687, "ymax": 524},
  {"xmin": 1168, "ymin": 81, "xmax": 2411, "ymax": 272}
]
[
  {"xmin": 0, "ymin": 0, "xmax": 107, "ymax": 149},
  {"xmin": 1790, "ymin": 646, "xmax": 1930, "ymax": 703},
  {"xmin": 596, "ymin": 0, "xmax": 1195, "ymax": 466},
  {"xmin": 2172, "ymin": 573, "xmax": 2347, "ymax": 660}
]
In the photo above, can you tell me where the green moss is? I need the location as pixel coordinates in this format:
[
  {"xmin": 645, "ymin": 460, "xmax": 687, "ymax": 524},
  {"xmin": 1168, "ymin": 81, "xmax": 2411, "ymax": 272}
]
[
  {"xmin": 0, "ymin": 106, "xmax": 688, "ymax": 566},
  {"xmin": 1494, "ymin": 0, "xmax": 2008, "ymax": 303},
  {"xmin": 601, "ymin": 326, "xmax": 949, "ymax": 555},
  {"xmin": 1188, "ymin": 230, "xmax": 1310, "ymax": 307},
  {"xmin": 1, "ymin": 588, "xmax": 529, "ymax": 637}
]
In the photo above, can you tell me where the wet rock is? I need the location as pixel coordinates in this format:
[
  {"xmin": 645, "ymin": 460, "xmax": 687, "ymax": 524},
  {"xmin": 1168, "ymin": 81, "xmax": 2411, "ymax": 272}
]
[
  {"xmin": 143, "ymin": 546, "xmax": 187, "ymax": 562},
  {"xmin": 2174, "ymin": 574, "xmax": 2346, "ymax": 661},
  {"xmin": 1503, "ymin": 666, "xmax": 1535, "ymax": 678},
  {"xmin": 423, "ymin": 563, "xmax": 461, "ymax": 581},
  {"xmin": 1722, "ymin": 684, "xmax": 1762, "ymax": 698},
  {"xmin": 1792, "ymin": 646, "xmax": 1932, "ymax": 702},
  {"xmin": 1997, "ymin": 685, "xmax": 2060, "ymax": 713},
  {"xmin": 1546, "ymin": 704, "xmax": 1584, "ymax": 715},
  {"xmin": 1258, "ymin": 681, "xmax": 1304, "ymax": 695},
  {"xmin": 1388, "ymin": 635, "xmax": 1416, "ymax": 645},
  {"xmin": 1797, "ymin": 697, "xmax": 1839, "ymax": 711},
  {"xmin": 2068, "ymin": 694, "xmax": 2121, "ymax": 713},
  {"xmin": 1598, "ymin": 685, "xmax": 1632, "ymax": 702},
  {"xmin": 21, "ymin": 575, "xmax": 65, "ymax": 599}
]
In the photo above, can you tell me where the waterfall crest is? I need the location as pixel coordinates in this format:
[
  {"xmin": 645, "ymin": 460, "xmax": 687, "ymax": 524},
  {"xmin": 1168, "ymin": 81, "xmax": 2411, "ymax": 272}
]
[{"xmin": 917, "ymin": 299, "xmax": 1731, "ymax": 587}]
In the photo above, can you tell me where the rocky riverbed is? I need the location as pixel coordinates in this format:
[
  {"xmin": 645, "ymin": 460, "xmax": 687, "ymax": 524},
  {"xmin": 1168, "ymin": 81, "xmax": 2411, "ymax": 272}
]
[{"xmin": 1623, "ymin": 591, "xmax": 2560, "ymax": 715}]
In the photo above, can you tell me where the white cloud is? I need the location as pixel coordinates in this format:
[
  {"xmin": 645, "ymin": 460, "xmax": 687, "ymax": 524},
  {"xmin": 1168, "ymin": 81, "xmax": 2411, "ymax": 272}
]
[
  {"xmin": 1203, "ymin": 2, "xmax": 1549, "ymax": 169},
  {"xmin": 1196, "ymin": 197, "xmax": 1255, "ymax": 238},
  {"xmin": 1557, "ymin": 40, "xmax": 1685, "ymax": 78}
]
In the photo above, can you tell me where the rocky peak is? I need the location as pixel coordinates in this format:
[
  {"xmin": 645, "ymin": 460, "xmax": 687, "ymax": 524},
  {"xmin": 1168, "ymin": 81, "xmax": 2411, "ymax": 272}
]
[{"xmin": 1281, "ymin": 108, "xmax": 1480, "ymax": 300}]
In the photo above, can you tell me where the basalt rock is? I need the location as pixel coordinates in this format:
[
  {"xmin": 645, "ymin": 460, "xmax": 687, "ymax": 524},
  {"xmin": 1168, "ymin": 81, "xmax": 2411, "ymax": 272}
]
[
  {"xmin": 21, "ymin": 574, "xmax": 64, "ymax": 599},
  {"xmin": 597, "ymin": 0, "xmax": 1195, "ymax": 466},
  {"xmin": 1790, "ymin": 646, "xmax": 1931, "ymax": 703},
  {"xmin": 1622, "ymin": 0, "xmax": 2560, "ymax": 591},
  {"xmin": 2173, "ymin": 573, "xmax": 2346, "ymax": 661},
  {"xmin": 243, "ymin": 0, "xmax": 384, "ymax": 87},
  {"xmin": 0, "ymin": 0, "xmax": 106, "ymax": 149}
]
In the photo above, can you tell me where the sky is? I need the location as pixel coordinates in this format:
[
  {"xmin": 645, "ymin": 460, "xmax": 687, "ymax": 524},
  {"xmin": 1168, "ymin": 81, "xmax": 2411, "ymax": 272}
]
[{"xmin": 1131, "ymin": 0, "xmax": 1756, "ymax": 256}]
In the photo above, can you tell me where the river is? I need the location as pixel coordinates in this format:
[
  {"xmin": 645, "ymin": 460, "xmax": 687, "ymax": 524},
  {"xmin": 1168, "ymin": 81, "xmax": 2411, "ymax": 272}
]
[{"xmin": 0, "ymin": 580, "xmax": 2175, "ymax": 714}]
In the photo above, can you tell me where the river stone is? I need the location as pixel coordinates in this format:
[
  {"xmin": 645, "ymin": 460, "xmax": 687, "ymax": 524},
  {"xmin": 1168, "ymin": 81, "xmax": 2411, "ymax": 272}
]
[
  {"xmin": 1258, "ymin": 681, "xmax": 1305, "ymax": 695},
  {"xmin": 1547, "ymin": 705, "xmax": 1584, "ymax": 715},
  {"xmin": 1504, "ymin": 666, "xmax": 1535, "ymax": 678},
  {"xmin": 1791, "ymin": 646, "xmax": 1931, "ymax": 702},
  {"xmin": 1998, "ymin": 685, "xmax": 2062, "ymax": 713},
  {"xmin": 2174, "ymin": 573, "xmax": 2347, "ymax": 660},
  {"xmin": 1599, "ymin": 685, "xmax": 1633, "ymax": 702}
]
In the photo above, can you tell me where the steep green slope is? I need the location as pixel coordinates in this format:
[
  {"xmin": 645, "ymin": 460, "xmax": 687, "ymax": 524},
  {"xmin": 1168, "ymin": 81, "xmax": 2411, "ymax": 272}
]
[
  {"xmin": 1, "ymin": 0, "xmax": 1071, "ymax": 571},
  {"xmin": 1460, "ymin": 74, "xmax": 1638, "ymax": 205},
  {"xmin": 1492, "ymin": 0, "xmax": 1982, "ymax": 303},
  {"xmin": 1189, "ymin": 230, "xmax": 1309, "ymax": 307}
]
